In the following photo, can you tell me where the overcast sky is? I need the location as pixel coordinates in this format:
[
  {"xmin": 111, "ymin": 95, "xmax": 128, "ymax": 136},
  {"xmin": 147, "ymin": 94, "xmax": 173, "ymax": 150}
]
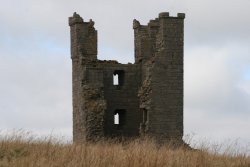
[{"xmin": 0, "ymin": 0, "xmax": 249, "ymax": 149}]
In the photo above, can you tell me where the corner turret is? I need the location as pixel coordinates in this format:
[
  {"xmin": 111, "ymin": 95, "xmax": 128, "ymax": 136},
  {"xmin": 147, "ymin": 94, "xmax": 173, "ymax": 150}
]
[
  {"xmin": 133, "ymin": 12, "xmax": 185, "ymax": 63},
  {"xmin": 69, "ymin": 12, "xmax": 97, "ymax": 61}
]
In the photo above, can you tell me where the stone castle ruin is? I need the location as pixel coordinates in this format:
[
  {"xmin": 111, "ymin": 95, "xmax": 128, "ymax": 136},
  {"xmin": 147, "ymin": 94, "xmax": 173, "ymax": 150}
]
[{"xmin": 69, "ymin": 12, "xmax": 185, "ymax": 143}]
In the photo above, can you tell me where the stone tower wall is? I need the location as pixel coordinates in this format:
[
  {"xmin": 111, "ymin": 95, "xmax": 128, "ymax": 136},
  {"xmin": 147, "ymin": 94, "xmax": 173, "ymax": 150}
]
[
  {"xmin": 69, "ymin": 13, "xmax": 105, "ymax": 142},
  {"xmin": 101, "ymin": 64, "xmax": 142, "ymax": 137},
  {"xmin": 137, "ymin": 13, "xmax": 185, "ymax": 141},
  {"xmin": 69, "ymin": 12, "xmax": 185, "ymax": 142}
]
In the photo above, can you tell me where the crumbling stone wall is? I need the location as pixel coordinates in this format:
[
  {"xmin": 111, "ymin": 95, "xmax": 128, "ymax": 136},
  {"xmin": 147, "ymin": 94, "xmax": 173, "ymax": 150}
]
[
  {"xmin": 69, "ymin": 12, "xmax": 185, "ymax": 143},
  {"xmin": 137, "ymin": 13, "xmax": 185, "ymax": 141}
]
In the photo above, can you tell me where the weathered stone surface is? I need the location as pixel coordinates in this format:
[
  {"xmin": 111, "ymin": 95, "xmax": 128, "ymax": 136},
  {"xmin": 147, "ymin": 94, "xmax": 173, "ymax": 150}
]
[{"xmin": 69, "ymin": 12, "xmax": 185, "ymax": 143}]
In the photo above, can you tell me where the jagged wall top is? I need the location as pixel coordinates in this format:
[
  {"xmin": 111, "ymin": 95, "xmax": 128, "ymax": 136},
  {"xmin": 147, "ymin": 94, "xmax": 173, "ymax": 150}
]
[
  {"xmin": 133, "ymin": 12, "xmax": 185, "ymax": 29},
  {"xmin": 69, "ymin": 12, "xmax": 83, "ymax": 26},
  {"xmin": 69, "ymin": 12, "xmax": 95, "ymax": 27},
  {"xmin": 68, "ymin": 12, "xmax": 97, "ymax": 60}
]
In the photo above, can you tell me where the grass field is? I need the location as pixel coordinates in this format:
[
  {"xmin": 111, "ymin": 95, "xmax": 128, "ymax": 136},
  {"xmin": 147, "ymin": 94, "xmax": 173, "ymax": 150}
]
[{"xmin": 0, "ymin": 131, "xmax": 249, "ymax": 167}]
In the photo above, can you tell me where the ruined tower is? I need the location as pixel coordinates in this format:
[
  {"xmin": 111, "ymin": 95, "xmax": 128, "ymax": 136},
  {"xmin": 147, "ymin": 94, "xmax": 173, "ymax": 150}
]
[{"xmin": 69, "ymin": 12, "xmax": 185, "ymax": 142}]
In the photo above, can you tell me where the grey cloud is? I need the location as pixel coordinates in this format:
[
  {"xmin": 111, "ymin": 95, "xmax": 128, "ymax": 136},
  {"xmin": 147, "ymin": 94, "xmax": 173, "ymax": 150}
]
[
  {"xmin": 185, "ymin": 108, "xmax": 250, "ymax": 151},
  {"xmin": 185, "ymin": 0, "xmax": 250, "ymax": 46},
  {"xmin": 184, "ymin": 44, "xmax": 250, "ymax": 147},
  {"xmin": 185, "ymin": 44, "xmax": 250, "ymax": 113},
  {"xmin": 0, "ymin": 49, "xmax": 72, "ymax": 136}
]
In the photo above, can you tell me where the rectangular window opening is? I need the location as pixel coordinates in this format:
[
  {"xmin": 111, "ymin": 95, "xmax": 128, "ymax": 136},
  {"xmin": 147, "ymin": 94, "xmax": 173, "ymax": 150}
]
[
  {"xmin": 113, "ymin": 74, "xmax": 119, "ymax": 85},
  {"xmin": 114, "ymin": 109, "xmax": 126, "ymax": 128},
  {"xmin": 114, "ymin": 113, "xmax": 119, "ymax": 124},
  {"xmin": 113, "ymin": 70, "xmax": 125, "ymax": 86}
]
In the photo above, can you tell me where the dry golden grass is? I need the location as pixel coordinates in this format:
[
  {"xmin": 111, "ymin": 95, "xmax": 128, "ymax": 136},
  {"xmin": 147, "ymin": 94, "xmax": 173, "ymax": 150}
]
[{"xmin": 0, "ymin": 131, "xmax": 249, "ymax": 167}]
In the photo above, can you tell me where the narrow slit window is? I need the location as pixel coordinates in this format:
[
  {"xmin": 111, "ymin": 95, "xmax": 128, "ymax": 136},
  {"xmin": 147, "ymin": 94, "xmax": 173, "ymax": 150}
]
[
  {"xmin": 113, "ymin": 74, "xmax": 119, "ymax": 85},
  {"xmin": 114, "ymin": 109, "xmax": 126, "ymax": 128},
  {"xmin": 113, "ymin": 70, "xmax": 125, "ymax": 86},
  {"xmin": 114, "ymin": 113, "xmax": 119, "ymax": 124}
]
